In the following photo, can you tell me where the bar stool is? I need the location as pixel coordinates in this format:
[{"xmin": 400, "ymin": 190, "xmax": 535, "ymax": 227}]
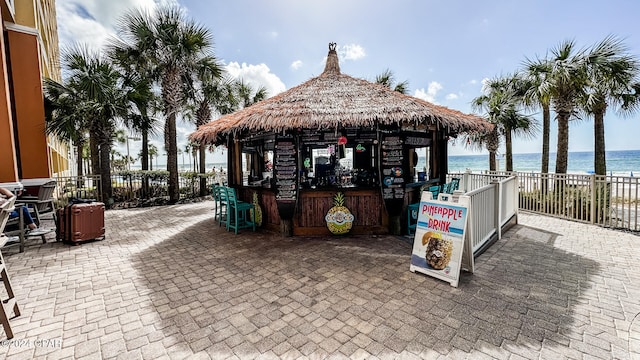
[
  {"xmin": 225, "ymin": 188, "xmax": 255, "ymax": 234},
  {"xmin": 212, "ymin": 184, "xmax": 227, "ymax": 225}
]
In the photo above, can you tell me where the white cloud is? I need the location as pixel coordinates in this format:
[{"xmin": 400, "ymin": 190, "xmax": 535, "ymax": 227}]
[
  {"xmin": 269, "ymin": 31, "xmax": 279, "ymax": 39},
  {"xmin": 339, "ymin": 44, "xmax": 366, "ymax": 61},
  {"xmin": 290, "ymin": 60, "xmax": 303, "ymax": 70},
  {"xmin": 413, "ymin": 81, "xmax": 443, "ymax": 104},
  {"xmin": 445, "ymin": 93, "xmax": 459, "ymax": 100},
  {"xmin": 225, "ymin": 62, "xmax": 287, "ymax": 98},
  {"xmin": 480, "ymin": 77, "xmax": 491, "ymax": 94},
  {"xmin": 56, "ymin": 0, "xmax": 179, "ymax": 50},
  {"xmin": 469, "ymin": 79, "xmax": 478, "ymax": 85}
]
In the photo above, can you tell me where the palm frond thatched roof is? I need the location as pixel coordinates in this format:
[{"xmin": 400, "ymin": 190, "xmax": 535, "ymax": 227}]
[{"xmin": 190, "ymin": 43, "xmax": 491, "ymax": 145}]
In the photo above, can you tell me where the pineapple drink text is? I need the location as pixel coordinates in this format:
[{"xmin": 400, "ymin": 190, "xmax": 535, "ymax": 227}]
[
  {"xmin": 421, "ymin": 204, "xmax": 463, "ymax": 232},
  {"xmin": 421, "ymin": 204, "xmax": 464, "ymax": 220}
]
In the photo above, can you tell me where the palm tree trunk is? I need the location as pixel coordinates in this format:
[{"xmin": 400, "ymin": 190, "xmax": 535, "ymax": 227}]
[
  {"xmin": 167, "ymin": 112, "xmax": 179, "ymax": 203},
  {"xmin": 541, "ymin": 104, "xmax": 550, "ymax": 174},
  {"xmin": 594, "ymin": 110, "xmax": 606, "ymax": 175},
  {"xmin": 489, "ymin": 151, "xmax": 496, "ymax": 171},
  {"xmin": 99, "ymin": 142, "xmax": 113, "ymax": 206},
  {"xmin": 505, "ymin": 130, "xmax": 513, "ymax": 172},
  {"xmin": 141, "ymin": 131, "xmax": 149, "ymax": 199},
  {"xmin": 541, "ymin": 103, "xmax": 550, "ymax": 193},
  {"xmin": 90, "ymin": 133, "xmax": 100, "ymax": 176},
  {"xmin": 76, "ymin": 142, "xmax": 84, "ymax": 188},
  {"xmin": 555, "ymin": 113, "xmax": 570, "ymax": 174},
  {"xmin": 199, "ymin": 145, "xmax": 207, "ymax": 196}
]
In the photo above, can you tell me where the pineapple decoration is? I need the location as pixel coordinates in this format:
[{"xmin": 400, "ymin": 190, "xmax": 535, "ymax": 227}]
[
  {"xmin": 325, "ymin": 192, "xmax": 354, "ymax": 234},
  {"xmin": 250, "ymin": 192, "xmax": 263, "ymax": 227}
]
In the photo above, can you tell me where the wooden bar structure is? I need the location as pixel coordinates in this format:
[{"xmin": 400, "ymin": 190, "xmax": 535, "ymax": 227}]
[{"xmin": 191, "ymin": 43, "xmax": 491, "ymax": 236}]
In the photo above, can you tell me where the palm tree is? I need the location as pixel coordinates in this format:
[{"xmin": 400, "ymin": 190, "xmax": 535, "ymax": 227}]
[
  {"xmin": 48, "ymin": 44, "xmax": 129, "ymax": 203},
  {"xmin": 185, "ymin": 56, "xmax": 224, "ymax": 195},
  {"xmin": 472, "ymin": 74, "xmax": 537, "ymax": 172},
  {"xmin": 464, "ymin": 126, "xmax": 501, "ymax": 171},
  {"xmin": 520, "ymin": 64, "xmax": 552, "ymax": 175},
  {"xmin": 526, "ymin": 40, "xmax": 590, "ymax": 174},
  {"xmin": 582, "ymin": 36, "xmax": 640, "ymax": 175},
  {"xmin": 43, "ymin": 79, "xmax": 90, "ymax": 180},
  {"xmin": 146, "ymin": 144, "xmax": 159, "ymax": 170},
  {"xmin": 108, "ymin": 39, "xmax": 161, "ymax": 174},
  {"xmin": 115, "ymin": 6, "xmax": 216, "ymax": 203},
  {"xmin": 234, "ymin": 79, "xmax": 268, "ymax": 108},
  {"xmin": 375, "ymin": 69, "xmax": 409, "ymax": 94},
  {"xmin": 184, "ymin": 143, "xmax": 193, "ymax": 172}
]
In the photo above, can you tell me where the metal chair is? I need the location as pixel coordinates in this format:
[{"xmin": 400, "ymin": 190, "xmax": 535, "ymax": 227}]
[
  {"xmin": 224, "ymin": 187, "xmax": 255, "ymax": 234},
  {"xmin": 3, "ymin": 203, "xmax": 51, "ymax": 252},
  {"xmin": 17, "ymin": 180, "xmax": 57, "ymax": 226}
]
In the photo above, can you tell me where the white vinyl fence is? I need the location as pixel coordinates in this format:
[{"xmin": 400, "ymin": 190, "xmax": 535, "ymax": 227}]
[
  {"xmin": 454, "ymin": 170, "xmax": 639, "ymax": 232},
  {"xmin": 448, "ymin": 172, "xmax": 519, "ymax": 256}
]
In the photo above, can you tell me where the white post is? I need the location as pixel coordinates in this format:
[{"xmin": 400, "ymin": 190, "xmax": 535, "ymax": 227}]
[
  {"xmin": 492, "ymin": 179, "xmax": 502, "ymax": 241},
  {"xmin": 590, "ymin": 174, "xmax": 596, "ymax": 224},
  {"xmin": 463, "ymin": 169, "xmax": 472, "ymax": 193}
]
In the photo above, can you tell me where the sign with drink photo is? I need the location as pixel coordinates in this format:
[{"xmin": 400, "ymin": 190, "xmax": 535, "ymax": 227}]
[{"xmin": 409, "ymin": 192, "xmax": 469, "ymax": 287}]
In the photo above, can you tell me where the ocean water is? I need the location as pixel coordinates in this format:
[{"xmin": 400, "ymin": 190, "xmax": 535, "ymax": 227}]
[
  {"xmin": 432, "ymin": 150, "xmax": 640, "ymax": 176},
  {"xmin": 165, "ymin": 150, "xmax": 639, "ymax": 177}
]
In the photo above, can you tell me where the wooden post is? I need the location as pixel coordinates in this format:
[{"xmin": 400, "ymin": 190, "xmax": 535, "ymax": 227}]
[
  {"xmin": 233, "ymin": 137, "xmax": 242, "ymax": 186},
  {"xmin": 280, "ymin": 219, "xmax": 293, "ymax": 237},
  {"xmin": 388, "ymin": 216, "xmax": 401, "ymax": 235}
]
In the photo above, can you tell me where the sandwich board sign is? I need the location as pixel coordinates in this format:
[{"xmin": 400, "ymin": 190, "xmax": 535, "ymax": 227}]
[{"xmin": 409, "ymin": 191, "xmax": 470, "ymax": 287}]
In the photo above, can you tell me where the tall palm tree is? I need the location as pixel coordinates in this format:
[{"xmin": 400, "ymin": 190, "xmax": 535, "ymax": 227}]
[
  {"xmin": 48, "ymin": 45, "xmax": 128, "ymax": 203},
  {"xmin": 520, "ymin": 65, "xmax": 552, "ymax": 174},
  {"xmin": 184, "ymin": 56, "xmax": 224, "ymax": 195},
  {"xmin": 582, "ymin": 36, "xmax": 640, "ymax": 175},
  {"xmin": 464, "ymin": 126, "xmax": 501, "ymax": 171},
  {"xmin": 375, "ymin": 69, "xmax": 409, "ymax": 94},
  {"xmin": 115, "ymin": 6, "xmax": 216, "ymax": 203},
  {"xmin": 43, "ymin": 79, "xmax": 90, "ymax": 180},
  {"xmin": 108, "ymin": 39, "xmax": 161, "ymax": 174},
  {"xmin": 526, "ymin": 40, "xmax": 590, "ymax": 174},
  {"xmin": 234, "ymin": 79, "xmax": 268, "ymax": 108},
  {"xmin": 472, "ymin": 75, "xmax": 537, "ymax": 172}
]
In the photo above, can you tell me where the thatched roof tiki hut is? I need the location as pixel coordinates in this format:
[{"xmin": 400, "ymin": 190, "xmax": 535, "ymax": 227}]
[{"xmin": 190, "ymin": 43, "xmax": 491, "ymax": 236}]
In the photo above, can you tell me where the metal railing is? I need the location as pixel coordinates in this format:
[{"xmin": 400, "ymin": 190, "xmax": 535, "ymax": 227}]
[
  {"xmin": 52, "ymin": 175, "xmax": 103, "ymax": 206},
  {"xmin": 53, "ymin": 171, "xmax": 227, "ymax": 206}
]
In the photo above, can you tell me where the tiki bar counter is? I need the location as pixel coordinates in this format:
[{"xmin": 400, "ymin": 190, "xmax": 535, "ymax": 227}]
[{"xmin": 190, "ymin": 43, "xmax": 491, "ymax": 236}]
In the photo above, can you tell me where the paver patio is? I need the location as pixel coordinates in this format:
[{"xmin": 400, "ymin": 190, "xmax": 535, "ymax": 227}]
[{"xmin": 0, "ymin": 200, "xmax": 638, "ymax": 359}]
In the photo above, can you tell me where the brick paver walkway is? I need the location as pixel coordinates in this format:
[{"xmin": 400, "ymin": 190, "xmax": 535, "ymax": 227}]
[{"xmin": 0, "ymin": 201, "xmax": 638, "ymax": 359}]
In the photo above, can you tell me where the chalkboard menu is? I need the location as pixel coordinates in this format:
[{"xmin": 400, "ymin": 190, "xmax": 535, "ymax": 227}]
[
  {"xmin": 274, "ymin": 135, "xmax": 298, "ymax": 219},
  {"xmin": 380, "ymin": 132, "xmax": 406, "ymax": 216}
]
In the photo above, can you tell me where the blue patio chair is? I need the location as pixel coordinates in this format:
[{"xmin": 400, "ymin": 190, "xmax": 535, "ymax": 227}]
[
  {"xmin": 212, "ymin": 184, "xmax": 227, "ymax": 226},
  {"xmin": 407, "ymin": 203, "xmax": 420, "ymax": 235},
  {"xmin": 449, "ymin": 178, "xmax": 460, "ymax": 193},
  {"xmin": 224, "ymin": 187, "xmax": 255, "ymax": 234},
  {"xmin": 428, "ymin": 185, "xmax": 441, "ymax": 200}
]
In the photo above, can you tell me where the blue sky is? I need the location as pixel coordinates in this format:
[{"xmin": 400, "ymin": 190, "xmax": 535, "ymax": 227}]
[{"xmin": 56, "ymin": 0, "xmax": 640, "ymax": 164}]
